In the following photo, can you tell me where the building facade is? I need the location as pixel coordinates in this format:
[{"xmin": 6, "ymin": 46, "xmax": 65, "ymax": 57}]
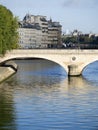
[
  {"xmin": 18, "ymin": 26, "xmax": 42, "ymax": 48},
  {"xmin": 18, "ymin": 14, "xmax": 62, "ymax": 48}
]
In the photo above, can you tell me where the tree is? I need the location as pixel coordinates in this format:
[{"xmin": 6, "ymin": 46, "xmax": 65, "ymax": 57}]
[{"xmin": 0, "ymin": 5, "xmax": 19, "ymax": 55}]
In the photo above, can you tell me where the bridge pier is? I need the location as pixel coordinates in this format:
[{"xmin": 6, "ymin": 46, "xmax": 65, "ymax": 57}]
[{"xmin": 68, "ymin": 64, "xmax": 81, "ymax": 76}]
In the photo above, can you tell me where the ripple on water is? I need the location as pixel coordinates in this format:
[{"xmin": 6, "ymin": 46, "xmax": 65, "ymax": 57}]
[{"xmin": 0, "ymin": 60, "xmax": 98, "ymax": 130}]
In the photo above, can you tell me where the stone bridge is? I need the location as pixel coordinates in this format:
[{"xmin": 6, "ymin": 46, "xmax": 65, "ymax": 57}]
[{"xmin": 0, "ymin": 49, "xmax": 98, "ymax": 76}]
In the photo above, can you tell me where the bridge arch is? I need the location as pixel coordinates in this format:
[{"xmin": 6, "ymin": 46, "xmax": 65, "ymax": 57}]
[
  {"xmin": 0, "ymin": 55, "xmax": 68, "ymax": 74},
  {"xmin": 81, "ymin": 59, "xmax": 98, "ymax": 74}
]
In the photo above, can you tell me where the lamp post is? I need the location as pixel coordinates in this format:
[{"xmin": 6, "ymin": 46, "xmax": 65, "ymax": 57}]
[{"xmin": 77, "ymin": 31, "xmax": 80, "ymax": 49}]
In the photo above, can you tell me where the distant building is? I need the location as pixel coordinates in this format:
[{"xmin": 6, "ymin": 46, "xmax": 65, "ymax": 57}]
[
  {"xmin": 72, "ymin": 30, "xmax": 82, "ymax": 36},
  {"xmin": 18, "ymin": 14, "xmax": 62, "ymax": 48},
  {"xmin": 48, "ymin": 19, "xmax": 62, "ymax": 48}
]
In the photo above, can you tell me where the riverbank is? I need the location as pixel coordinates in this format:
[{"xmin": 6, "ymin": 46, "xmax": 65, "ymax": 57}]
[{"xmin": 0, "ymin": 61, "xmax": 18, "ymax": 83}]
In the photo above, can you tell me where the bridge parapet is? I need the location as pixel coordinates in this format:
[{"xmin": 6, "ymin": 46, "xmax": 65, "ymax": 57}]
[{"xmin": 6, "ymin": 49, "xmax": 98, "ymax": 54}]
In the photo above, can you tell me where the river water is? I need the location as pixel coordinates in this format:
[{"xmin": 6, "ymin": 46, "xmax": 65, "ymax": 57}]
[{"xmin": 0, "ymin": 59, "xmax": 98, "ymax": 130}]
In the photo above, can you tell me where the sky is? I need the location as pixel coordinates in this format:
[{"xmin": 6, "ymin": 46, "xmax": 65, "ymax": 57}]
[{"xmin": 0, "ymin": 0, "xmax": 98, "ymax": 34}]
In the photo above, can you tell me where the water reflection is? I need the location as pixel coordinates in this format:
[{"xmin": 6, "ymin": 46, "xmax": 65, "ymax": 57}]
[
  {"xmin": 0, "ymin": 86, "xmax": 16, "ymax": 130},
  {"xmin": 0, "ymin": 60, "xmax": 98, "ymax": 130},
  {"xmin": 9, "ymin": 59, "xmax": 66, "ymax": 86}
]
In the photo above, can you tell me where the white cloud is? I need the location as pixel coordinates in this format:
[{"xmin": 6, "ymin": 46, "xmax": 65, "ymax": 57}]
[
  {"xmin": 63, "ymin": 0, "xmax": 98, "ymax": 8},
  {"xmin": 63, "ymin": 0, "xmax": 79, "ymax": 6}
]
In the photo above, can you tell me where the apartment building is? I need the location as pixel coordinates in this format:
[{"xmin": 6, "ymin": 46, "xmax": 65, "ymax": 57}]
[{"xmin": 18, "ymin": 14, "xmax": 62, "ymax": 48}]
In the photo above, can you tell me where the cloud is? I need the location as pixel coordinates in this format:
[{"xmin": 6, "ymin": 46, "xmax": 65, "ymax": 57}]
[
  {"xmin": 62, "ymin": 0, "xmax": 98, "ymax": 8},
  {"xmin": 63, "ymin": 0, "xmax": 79, "ymax": 7}
]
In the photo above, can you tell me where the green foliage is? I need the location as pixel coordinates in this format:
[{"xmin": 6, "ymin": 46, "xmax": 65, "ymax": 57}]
[
  {"xmin": 0, "ymin": 5, "xmax": 19, "ymax": 55},
  {"xmin": 62, "ymin": 36, "xmax": 77, "ymax": 43},
  {"xmin": 62, "ymin": 35, "xmax": 98, "ymax": 44}
]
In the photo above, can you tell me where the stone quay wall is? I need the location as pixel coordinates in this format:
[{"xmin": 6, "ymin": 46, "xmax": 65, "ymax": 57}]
[{"xmin": 0, "ymin": 61, "xmax": 17, "ymax": 83}]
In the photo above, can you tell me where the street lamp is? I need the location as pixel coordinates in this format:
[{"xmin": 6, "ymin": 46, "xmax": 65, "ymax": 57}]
[{"xmin": 77, "ymin": 31, "xmax": 80, "ymax": 49}]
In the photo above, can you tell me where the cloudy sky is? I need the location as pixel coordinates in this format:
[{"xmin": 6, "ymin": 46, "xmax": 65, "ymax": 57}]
[{"xmin": 0, "ymin": 0, "xmax": 98, "ymax": 33}]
